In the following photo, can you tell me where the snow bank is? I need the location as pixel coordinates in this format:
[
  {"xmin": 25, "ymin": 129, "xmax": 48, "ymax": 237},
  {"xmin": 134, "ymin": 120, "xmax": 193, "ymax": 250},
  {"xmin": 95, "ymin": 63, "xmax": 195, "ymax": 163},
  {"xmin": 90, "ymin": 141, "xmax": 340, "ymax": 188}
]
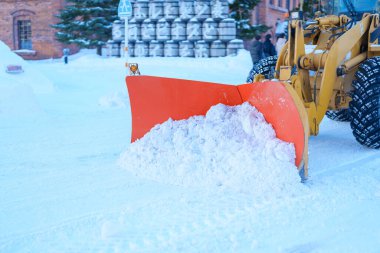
[
  {"xmin": 0, "ymin": 82, "xmax": 42, "ymax": 116},
  {"xmin": 130, "ymin": 48, "xmax": 251, "ymax": 84},
  {"xmin": 99, "ymin": 91, "xmax": 129, "ymax": 108},
  {"xmin": 119, "ymin": 102, "xmax": 302, "ymax": 196},
  {"xmin": 0, "ymin": 40, "xmax": 54, "ymax": 116},
  {"xmin": 0, "ymin": 40, "xmax": 54, "ymax": 94}
]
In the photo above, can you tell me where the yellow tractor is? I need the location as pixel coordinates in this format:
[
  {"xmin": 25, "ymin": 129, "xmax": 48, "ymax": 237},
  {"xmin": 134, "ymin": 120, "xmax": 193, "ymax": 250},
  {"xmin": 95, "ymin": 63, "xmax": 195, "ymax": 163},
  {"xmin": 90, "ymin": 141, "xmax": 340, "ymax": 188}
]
[
  {"xmin": 125, "ymin": 0, "xmax": 380, "ymax": 179},
  {"xmin": 247, "ymin": 0, "xmax": 380, "ymax": 148}
]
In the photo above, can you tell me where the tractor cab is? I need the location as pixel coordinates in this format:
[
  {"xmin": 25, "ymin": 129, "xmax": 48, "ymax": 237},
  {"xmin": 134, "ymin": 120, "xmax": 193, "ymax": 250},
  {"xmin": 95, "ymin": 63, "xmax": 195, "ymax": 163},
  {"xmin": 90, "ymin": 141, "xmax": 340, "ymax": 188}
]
[{"xmin": 328, "ymin": 0, "xmax": 378, "ymax": 19}]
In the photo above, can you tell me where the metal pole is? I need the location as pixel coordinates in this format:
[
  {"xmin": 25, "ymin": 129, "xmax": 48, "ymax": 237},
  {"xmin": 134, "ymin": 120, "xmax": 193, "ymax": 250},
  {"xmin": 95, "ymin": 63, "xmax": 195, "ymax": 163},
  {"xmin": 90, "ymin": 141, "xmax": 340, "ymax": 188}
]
[{"xmin": 124, "ymin": 17, "xmax": 129, "ymax": 76}]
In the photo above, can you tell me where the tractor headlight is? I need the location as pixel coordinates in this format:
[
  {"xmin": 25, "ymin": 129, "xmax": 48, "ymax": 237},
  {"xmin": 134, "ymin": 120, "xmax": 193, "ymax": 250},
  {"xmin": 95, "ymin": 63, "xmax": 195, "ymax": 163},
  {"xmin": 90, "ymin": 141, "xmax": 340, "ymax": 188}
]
[{"xmin": 291, "ymin": 11, "xmax": 303, "ymax": 20}]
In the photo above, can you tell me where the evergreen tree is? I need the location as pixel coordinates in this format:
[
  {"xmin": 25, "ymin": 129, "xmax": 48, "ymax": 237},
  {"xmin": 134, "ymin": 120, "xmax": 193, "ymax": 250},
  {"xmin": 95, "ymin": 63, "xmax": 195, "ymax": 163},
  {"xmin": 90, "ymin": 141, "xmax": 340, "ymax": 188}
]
[
  {"xmin": 53, "ymin": 0, "xmax": 119, "ymax": 55},
  {"xmin": 229, "ymin": 0, "xmax": 269, "ymax": 40}
]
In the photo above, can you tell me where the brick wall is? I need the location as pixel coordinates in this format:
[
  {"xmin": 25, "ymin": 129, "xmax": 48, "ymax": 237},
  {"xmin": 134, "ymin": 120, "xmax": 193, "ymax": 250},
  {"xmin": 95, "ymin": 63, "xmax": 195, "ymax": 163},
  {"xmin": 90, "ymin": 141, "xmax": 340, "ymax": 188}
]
[
  {"xmin": 0, "ymin": 0, "xmax": 77, "ymax": 60},
  {"xmin": 251, "ymin": 0, "xmax": 300, "ymax": 36}
]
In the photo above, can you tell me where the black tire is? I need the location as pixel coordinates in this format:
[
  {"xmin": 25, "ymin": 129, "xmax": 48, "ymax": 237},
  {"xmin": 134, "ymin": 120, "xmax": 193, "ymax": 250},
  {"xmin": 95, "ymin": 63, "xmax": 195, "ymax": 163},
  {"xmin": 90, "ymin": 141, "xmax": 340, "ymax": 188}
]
[
  {"xmin": 325, "ymin": 109, "xmax": 352, "ymax": 122},
  {"xmin": 349, "ymin": 57, "xmax": 380, "ymax": 149},
  {"xmin": 246, "ymin": 55, "xmax": 278, "ymax": 83}
]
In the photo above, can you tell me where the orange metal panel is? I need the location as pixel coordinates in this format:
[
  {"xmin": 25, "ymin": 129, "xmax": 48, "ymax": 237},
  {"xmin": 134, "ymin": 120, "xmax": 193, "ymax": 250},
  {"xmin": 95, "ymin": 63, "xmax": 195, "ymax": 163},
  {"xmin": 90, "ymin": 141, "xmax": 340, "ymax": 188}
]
[
  {"xmin": 238, "ymin": 82, "xmax": 307, "ymax": 168},
  {"xmin": 126, "ymin": 75, "xmax": 242, "ymax": 141}
]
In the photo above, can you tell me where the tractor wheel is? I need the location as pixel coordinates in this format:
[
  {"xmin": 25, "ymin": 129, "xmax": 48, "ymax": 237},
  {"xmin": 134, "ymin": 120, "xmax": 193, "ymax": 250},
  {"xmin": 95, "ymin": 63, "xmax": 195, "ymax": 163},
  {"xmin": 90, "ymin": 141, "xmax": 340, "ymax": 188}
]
[
  {"xmin": 246, "ymin": 55, "xmax": 278, "ymax": 83},
  {"xmin": 325, "ymin": 109, "xmax": 351, "ymax": 122},
  {"xmin": 349, "ymin": 57, "xmax": 380, "ymax": 149}
]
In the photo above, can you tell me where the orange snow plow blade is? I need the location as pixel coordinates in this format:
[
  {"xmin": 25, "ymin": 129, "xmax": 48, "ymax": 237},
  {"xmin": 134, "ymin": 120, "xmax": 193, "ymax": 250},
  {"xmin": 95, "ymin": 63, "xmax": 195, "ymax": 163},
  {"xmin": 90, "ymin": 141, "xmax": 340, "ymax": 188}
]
[{"xmin": 126, "ymin": 75, "xmax": 309, "ymax": 177}]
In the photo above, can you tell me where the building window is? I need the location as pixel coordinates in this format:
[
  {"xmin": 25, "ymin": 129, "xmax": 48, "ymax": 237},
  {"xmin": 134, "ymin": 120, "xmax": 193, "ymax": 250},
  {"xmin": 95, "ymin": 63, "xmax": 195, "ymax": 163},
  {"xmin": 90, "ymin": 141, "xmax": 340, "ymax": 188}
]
[
  {"xmin": 286, "ymin": 0, "xmax": 290, "ymax": 9},
  {"xmin": 17, "ymin": 20, "xmax": 32, "ymax": 50},
  {"xmin": 278, "ymin": 0, "xmax": 282, "ymax": 7},
  {"xmin": 270, "ymin": 0, "xmax": 274, "ymax": 5}
]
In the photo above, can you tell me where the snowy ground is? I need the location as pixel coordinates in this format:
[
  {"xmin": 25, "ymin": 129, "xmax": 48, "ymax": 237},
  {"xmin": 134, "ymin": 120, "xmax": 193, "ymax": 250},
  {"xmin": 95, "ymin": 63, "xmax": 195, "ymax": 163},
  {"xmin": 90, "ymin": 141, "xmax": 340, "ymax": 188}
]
[{"xmin": 1, "ymin": 45, "xmax": 380, "ymax": 253}]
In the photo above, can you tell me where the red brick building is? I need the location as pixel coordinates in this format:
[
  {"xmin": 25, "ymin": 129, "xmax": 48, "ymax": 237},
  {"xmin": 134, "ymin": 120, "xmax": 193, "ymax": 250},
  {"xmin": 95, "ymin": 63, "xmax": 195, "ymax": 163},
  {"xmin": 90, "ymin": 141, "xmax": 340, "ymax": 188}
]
[
  {"xmin": 0, "ymin": 0, "xmax": 76, "ymax": 60},
  {"xmin": 252, "ymin": 0, "xmax": 300, "ymax": 36},
  {"xmin": 0, "ymin": 0, "xmax": 298, "ymax": 59}
]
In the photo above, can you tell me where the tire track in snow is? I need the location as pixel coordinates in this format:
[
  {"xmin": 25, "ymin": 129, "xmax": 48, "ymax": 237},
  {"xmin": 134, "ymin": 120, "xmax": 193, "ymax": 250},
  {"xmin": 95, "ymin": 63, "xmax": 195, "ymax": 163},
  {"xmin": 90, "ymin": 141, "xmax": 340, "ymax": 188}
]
[{"xmin": 310, "ymin": 153, "xmax": 380, "ymax": 179}]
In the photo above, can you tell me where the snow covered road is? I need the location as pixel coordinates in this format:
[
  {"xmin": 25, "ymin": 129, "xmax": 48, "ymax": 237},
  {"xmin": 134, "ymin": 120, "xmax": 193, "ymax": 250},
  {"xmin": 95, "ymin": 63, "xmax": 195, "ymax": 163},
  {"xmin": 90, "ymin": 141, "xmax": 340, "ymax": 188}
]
[{"xmin": 1, "ymin": 50, "xmax": 380, "ymax": 252}]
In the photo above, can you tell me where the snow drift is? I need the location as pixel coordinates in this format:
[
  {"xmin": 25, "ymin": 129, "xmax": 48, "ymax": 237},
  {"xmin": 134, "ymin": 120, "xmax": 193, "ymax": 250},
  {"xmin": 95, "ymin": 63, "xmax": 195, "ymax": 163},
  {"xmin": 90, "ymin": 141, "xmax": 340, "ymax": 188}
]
[
  {"xmin": 0, "ymin": 41, "xmax": 54, "ymax": 94},
  {"xmin": 0, "ymin": 40, "xmax": 54, "ymax": 116},
  {"xmin": 119, "ymin": 102, "xmax": 302, "ymax": 196}
]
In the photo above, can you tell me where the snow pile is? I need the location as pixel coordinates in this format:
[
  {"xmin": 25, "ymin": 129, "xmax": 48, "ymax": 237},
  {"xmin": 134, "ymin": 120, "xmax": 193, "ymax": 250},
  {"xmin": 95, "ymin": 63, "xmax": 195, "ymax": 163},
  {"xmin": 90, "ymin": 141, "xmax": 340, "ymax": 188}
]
[
  {"xmin": 0, "ymin": 40, "xmax": 54, "ymax": 116},
  {"xmin": 0, "ymin": 83, "xmax": 41, "ymax": 116},
  {"xmin": 119, "ymin": 102, "xmax": 302, "ymax": 196},
  {"xmin": 99, "ymin": 91, "xmax": 129, "ymax": 108},
  {"xmin": 0, "ymin": 40, "xmax": 54, "ymax": 94}
]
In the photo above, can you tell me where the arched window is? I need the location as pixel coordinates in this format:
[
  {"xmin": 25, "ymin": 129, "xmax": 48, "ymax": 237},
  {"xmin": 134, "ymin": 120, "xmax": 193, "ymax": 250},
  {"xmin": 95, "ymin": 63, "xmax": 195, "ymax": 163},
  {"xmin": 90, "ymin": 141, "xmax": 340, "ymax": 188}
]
[
  {"xmin": 11, "ymin": 9, "xmax": 35, "ymax": 50},
  {"xmin": 17, "ymin": 20, "xmax": 32, "ymax": 49}
]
